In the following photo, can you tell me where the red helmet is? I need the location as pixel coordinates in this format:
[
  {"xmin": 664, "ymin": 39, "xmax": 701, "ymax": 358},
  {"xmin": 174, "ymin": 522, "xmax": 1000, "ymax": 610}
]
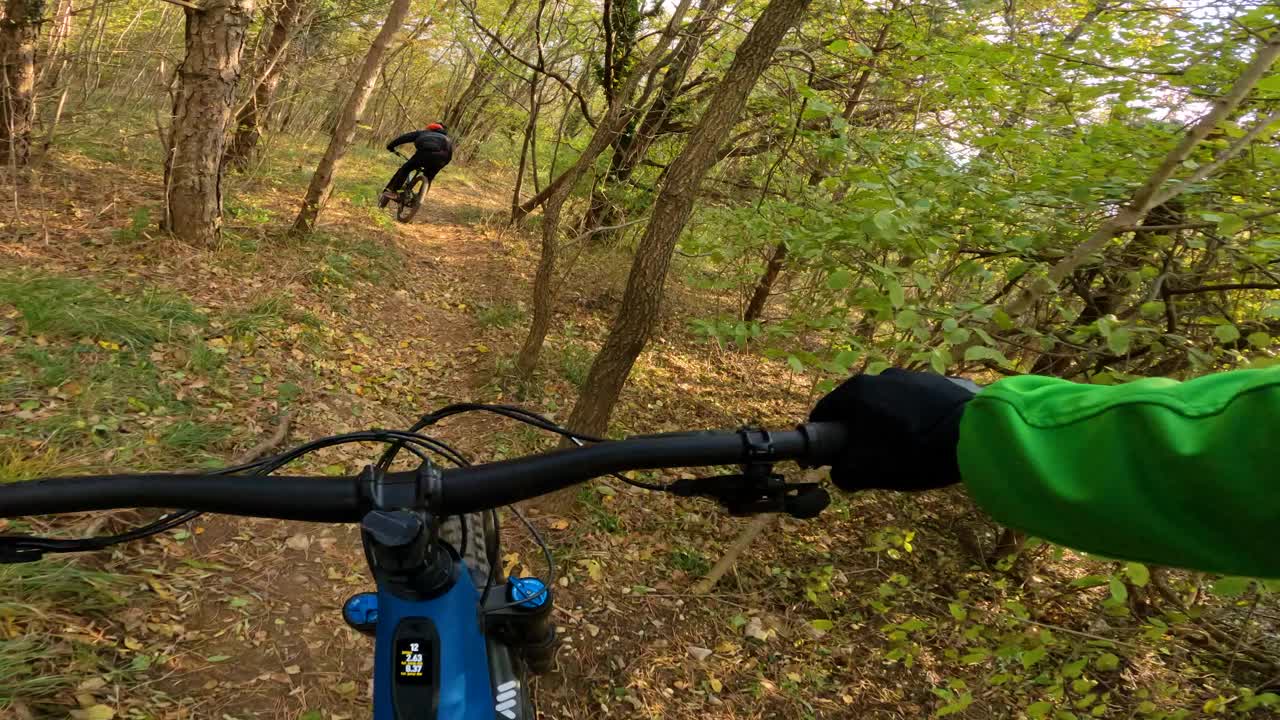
[{"xmin": 426, "ymin": 123, "xmax": 445, "ymax": 132}]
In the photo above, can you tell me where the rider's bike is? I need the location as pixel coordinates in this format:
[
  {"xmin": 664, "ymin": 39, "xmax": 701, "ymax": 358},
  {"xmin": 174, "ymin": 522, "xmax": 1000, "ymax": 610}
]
[
  {"xmin": 380, "ymin": 150, "xmax": 429, "ymax": 224},
  {"xmin": 0, "ymin": 403, "xmax": 844, "ymax": 720}
]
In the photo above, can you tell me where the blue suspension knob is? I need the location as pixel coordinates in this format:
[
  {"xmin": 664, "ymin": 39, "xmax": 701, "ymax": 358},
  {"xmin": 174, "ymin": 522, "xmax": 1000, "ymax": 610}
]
[
  {"xmin": 508, "ymin": 577, "xmax": 548, "ymax": 609},
  {"xmin": 342, "ymin": 592, "xmax": 379, "ymax": 635}
]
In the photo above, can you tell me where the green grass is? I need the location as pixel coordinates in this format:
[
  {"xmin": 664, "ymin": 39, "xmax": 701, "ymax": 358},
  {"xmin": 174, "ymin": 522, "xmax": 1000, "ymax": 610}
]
[
  {"xmin": 305, "ymin": 235, "xmax": 403, "ymax": 289},
  {"xmin": 185, "ymin": 337, "xmax": 226, "ymax": 375},
  {"xmin": 160, "ymin": 420, "xmax": 232, "ymax": 455},
  {"xmin": 475, "ymin": 301, "xmax": 525, "ymax": 329},
  {"xmin": 0, "ymin": 444, "xmax": 68, "ymax": 484},
  {"xmin": 13, "ymin": 346, "xmax": 75, "ymax": 389},
  {"xmin": 669, "ymin": 548, "xmax": 712, "ymax": 576},
  {"xmin": 0, "ymin": 273, "xmax": 204, "ymax": 349},
  {"xmin": 344, "ymin": 178, "xmax": 387, "ymax": 208},
  {"xmin": 555, "ymin": 341, "xmax": 594, "ymax": 388},
  {"xmin": 0, "ymin": 560, "xmax": 133, "ymax": 708},
  {"xmin": 577, "ymin": 485, "xmax": 624, "ymax": 533},
  {"xmin": 112, "ymin": 207, "xmax": 153, "ymax": 242},
  {"xmin": 223, "ymin": 294, "xmax": 291, "ymax": 337},
  {"xmin": 224, "ymin": 195, "xmax": 274, "ymax": 225}
]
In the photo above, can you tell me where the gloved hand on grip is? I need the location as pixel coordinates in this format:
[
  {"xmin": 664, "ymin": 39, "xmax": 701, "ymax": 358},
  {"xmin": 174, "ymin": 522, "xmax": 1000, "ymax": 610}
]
[{"xmin": 809, "ymin": 368, "xmax": 978, "ymax": 492}]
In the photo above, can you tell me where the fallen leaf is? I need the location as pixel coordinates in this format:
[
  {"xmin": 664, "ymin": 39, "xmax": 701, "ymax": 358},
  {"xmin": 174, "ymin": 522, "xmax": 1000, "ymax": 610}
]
[
  {"xmin": 71, "ymin": 706, "xmax": 115, "ymax": 720},
  {"xmin": 548, "ymin": 518, "xmax": 570, "ymax": 530},
  {"xmin": 687, "ymin": 646, "xmax": 713, "ymax": 661},
  {"xmin": 285, "ymin": 534, "xmax": 311, "ymax": 551},
  {"xmin": 285, "ymin": 665, "xmax": 302, "ymax": 675},
  {"xmin": 709, "ymin": 678, "xmax": 723, "ymax": 693},
  {"xmin": 77, "ymin": 677, "xmax": 107, "ymax": 692},
  {"xmin": 744, "ymin": 617, "xmax": 772, "ymax": 642}
]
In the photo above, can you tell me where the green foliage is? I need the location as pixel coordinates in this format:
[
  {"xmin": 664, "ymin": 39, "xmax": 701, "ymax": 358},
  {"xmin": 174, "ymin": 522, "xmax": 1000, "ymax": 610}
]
[
  {"xmin": 0, "ymin": 561, "xmax": 131, "ymax": 705},
  {"xmin": 668, "ymin": 548, "xmax": 711, "ymax": 576},
  {"xmin": 0, "ymin": 274, "xmax": 204, "ymax": 349},
  {"xmin": 305, "ymin": 236, "xmax": 403, "ymax": 289},
  {"xmin": 223, "ymin": 294, "xmax": 291, "ymax": 337},
  {"xmin": 555, "ymin": 341, "xmax": 594, "ymax": 388},
  {"xmin": 475, "ymin": 301, "xmax": 525, "ymax": 329}
]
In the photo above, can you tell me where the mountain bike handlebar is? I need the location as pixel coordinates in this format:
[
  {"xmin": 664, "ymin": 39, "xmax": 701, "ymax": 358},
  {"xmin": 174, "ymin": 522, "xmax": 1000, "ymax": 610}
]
[{"xmin": 0, "ymin": 422, "xmax": 847, "ymax": 522}]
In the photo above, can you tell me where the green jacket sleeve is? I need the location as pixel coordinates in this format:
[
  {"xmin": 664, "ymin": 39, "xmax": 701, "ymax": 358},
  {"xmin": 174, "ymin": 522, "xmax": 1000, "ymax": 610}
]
[{"xmin": 958, "ymin": 367, "xmax": 1280, "ymax": 578}]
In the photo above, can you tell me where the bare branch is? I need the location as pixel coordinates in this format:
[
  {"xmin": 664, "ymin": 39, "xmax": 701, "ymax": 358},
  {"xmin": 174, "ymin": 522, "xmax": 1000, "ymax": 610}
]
[
  {"xmin": 1164, "ymin": 283, "xmax": 1280, "ymax": 296},
  {"xmin": 1149, "ymin": 108, "xmax": 1280, "ymax": 209},
  {"xmin": 460, "ymin": 0, "xmax": 597, "ymax": 128},
  {"xmin": 1121, "ymin": 207, "xmax": 1280, "ymax": 232}
]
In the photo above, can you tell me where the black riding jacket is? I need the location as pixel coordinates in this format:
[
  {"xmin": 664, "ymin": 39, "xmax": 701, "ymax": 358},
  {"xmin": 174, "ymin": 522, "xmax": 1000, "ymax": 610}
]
[{"xmin": 387, "ymin": 130, "xmax": 454, "ymax": 161}]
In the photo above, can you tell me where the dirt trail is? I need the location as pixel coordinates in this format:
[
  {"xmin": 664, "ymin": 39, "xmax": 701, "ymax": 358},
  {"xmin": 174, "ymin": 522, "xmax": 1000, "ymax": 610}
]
[{"xmin": 139, "ymin": 183, "xmax": 525, "ymax": 719}]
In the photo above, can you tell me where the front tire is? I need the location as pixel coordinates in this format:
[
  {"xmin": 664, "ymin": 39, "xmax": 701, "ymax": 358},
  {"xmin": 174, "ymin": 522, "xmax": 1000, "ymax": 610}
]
[
  {"xmin": 395, "ymin": 174, "xmax": 427, "ymax": 223},
  {"xmin": 438, "ymin": 512, "xmax": 492, "ymax": 585}
]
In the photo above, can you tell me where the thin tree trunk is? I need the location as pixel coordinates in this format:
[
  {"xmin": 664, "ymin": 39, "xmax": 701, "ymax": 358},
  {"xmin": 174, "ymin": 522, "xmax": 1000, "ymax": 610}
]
[
  {"xmin": 443, "ymin": 0, "xmax": 520, "ymax": 138},
  {"xmin": 35, "ymin": 0, "xmax": 71, "ymax": 90},
  {"xmin": 291, "ymin": 0, "xmax": 411, "ymax": 235},
  {"xmin": 744, "ymin": 240, "xmax": 787, "ymax": 321},
  {"xmin": 565, "ymin": 0, "xmax": 813, "ymax": 437},
  {"xmin": 1, "ymin": 0, "xmax": 43, "ymax": 166},
  {"xmin": 225, "ymin": 0, "xmax": 307, "ymax": 170},
  {"xmin": 511, "ymin": 71, "xmax": 540, "ymax": 217},
  {"xmin": 161, "ymin": 0, "xmax": 254, "ymax": 246},
  {"xmin": 510, "ymin": 165, "xmax": 571, "ymax": 223},
  {"xmin": 743, "ymin": 20, "xmax": 894, "ymax": 321},
  {"xmin": 512, "ymin": 0, "xmax": 695, "ymax": 378},
  {"xmin": 578, "ymin": 0, "xmax": 729, "ymax": 240}
]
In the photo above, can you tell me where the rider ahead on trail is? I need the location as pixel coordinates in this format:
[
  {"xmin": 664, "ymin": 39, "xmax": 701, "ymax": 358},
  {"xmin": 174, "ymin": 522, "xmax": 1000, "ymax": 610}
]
[{"xmin": 382, "ymin": 122, "xmax": 453, "ymax": 202}]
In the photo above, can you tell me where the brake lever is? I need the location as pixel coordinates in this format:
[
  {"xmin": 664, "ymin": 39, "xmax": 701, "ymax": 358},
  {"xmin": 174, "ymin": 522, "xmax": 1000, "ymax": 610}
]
[{"xmin": 667, "ymin": 473, "xmax": 830, "ymax": 519}]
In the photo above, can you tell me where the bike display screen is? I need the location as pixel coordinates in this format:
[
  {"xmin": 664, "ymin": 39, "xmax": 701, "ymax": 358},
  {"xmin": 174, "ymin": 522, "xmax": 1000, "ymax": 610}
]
[{"xmin": 396, "ymin": 637, "xmax": 432, "ymax": 685}]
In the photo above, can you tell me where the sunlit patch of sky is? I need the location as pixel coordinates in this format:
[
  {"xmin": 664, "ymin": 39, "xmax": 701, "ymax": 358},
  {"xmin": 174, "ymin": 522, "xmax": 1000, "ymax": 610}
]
[{"xmin": 933, "ymin": 0, "xmax": 1274, "ymax": 163}]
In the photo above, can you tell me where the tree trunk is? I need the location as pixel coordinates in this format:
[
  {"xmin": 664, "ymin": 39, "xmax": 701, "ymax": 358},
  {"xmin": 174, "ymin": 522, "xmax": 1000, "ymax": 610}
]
[
  {"xmin": 577, "ymin": 0, "xmax": 728, "ymax": 240},
  {"xmin": 225, "ymin": 0, "xmax": 307, "ymax": 170},
  {"xmin": 162, "ymin": 0, "xmax": 254, "ymax": 245},
  {"xmin": 511, "ymin": 71, "xmax": 540, "ymax": 218},
  {"xmin": 0, "ymin": 0, "xmax": 43, "ymax": 166},
  {"xmin": 743, "ymin": 240, "xmax": 787, "ymax": 321},
  {"xmin": 510, "ymin": 165, "xmax": 573, "ymax": 223},
  {"xmin": 512, "ymin": 0, "xmax": 696, "ymax": 378},
  {"xmin": 565, "ymin": 0, "xmax": 812, "ymax": 437},
  {"xmin": 291, "ymin": 0, "xmax": 410, "ymax": 235},
  {"xmin": 443, "ymin": 0, "xmax": 520, "ymax": 138},
  {"xmin": 742, "ymin": 21, "xmax": 893, "ymax": 321}
]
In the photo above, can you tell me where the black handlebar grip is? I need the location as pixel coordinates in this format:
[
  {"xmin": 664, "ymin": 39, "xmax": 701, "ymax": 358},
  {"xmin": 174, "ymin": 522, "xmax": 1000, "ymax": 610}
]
[
  {"xmin": 795, "ymin": 422, "xmax": 849, "ymax": 467},
  {"xmin": 0, "ymin": 474, "xmax": 363, "ymax": 522}
]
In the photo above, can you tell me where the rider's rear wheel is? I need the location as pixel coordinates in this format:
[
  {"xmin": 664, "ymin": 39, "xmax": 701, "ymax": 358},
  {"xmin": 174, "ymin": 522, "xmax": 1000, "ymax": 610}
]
[{"xmin": 395, "ymin": 174, "xmax": 427, "ymax": 223}]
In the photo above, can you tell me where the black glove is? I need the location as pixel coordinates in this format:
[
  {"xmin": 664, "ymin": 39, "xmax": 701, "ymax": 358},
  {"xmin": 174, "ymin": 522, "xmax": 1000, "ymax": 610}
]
[{"xmin": 809, "ymin": 368, "xmax": 977, "ymax": 492}]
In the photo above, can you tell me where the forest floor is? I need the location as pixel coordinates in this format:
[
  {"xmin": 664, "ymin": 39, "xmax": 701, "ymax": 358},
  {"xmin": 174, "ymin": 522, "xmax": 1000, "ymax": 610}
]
[{"xmin": 3, "ymin": 132, "xmax": 1279, "ymax": 720}]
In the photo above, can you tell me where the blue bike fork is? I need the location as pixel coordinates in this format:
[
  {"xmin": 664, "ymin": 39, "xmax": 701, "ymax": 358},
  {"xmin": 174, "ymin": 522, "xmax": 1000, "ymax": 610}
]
[{"xmin": 346, "ymin": 566, "xmax": 502, "ymax": 720}]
